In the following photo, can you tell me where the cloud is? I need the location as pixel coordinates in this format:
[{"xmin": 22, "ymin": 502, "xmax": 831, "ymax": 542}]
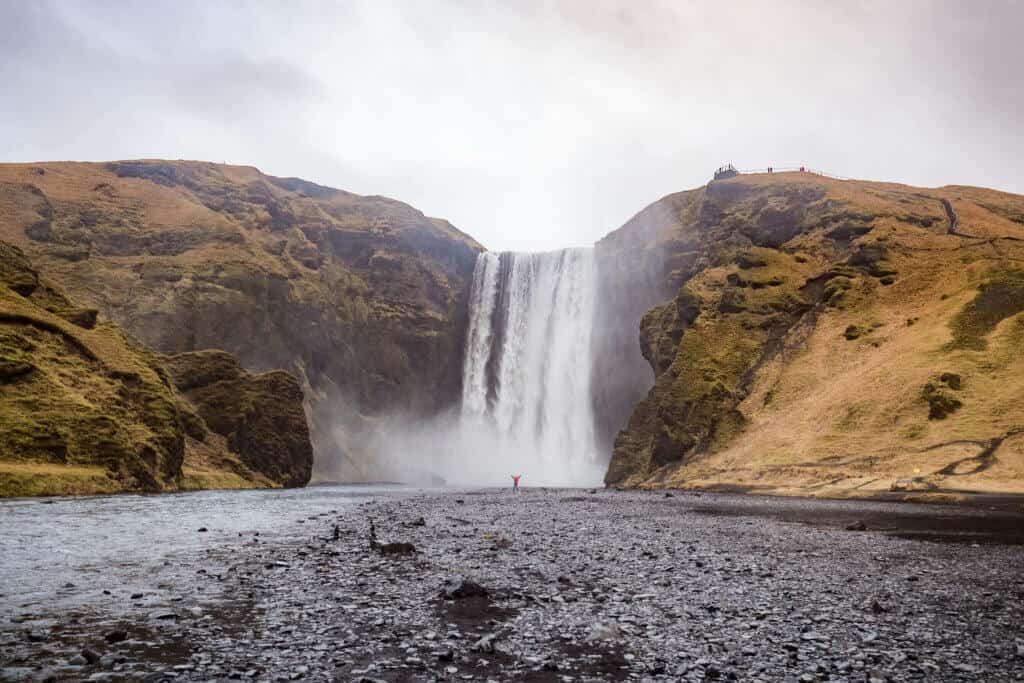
[{"xmin": 1, "ymin": 0, "xmax": 1022, "ymax": 251}]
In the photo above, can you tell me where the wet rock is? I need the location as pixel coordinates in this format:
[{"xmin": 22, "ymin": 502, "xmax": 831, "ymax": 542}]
[
  {"xmin": 81, "ymin": 648, "xmax": 101, "ymax": 665},
  {"xmin": 197, "ymin": 527, "xmax": 208, "ymax": 533},
  {"xmin": 586, "ymin": 622, "xmax": 622, "ymax": 642},
  {"xmin": 408, "ymin": 516, "xmax": 426, "ymax": 527},
  {"xmin": 103, "ymin": 629, "xmax": 128, "ymax": 643},
  {"xmin": 441, "ymin": 577, "xmax": 488, "ymax": 599},
  {"xmin": 375, "ymin": 541, "xmax": 416, "ymax": 556},
  {"xmin": 0, "ymin": 667, "xmax": 37, "ymax": 682},
  {"xmin": 471, "ymin": 633, "xmax": 498, "ymax": 653},
  {"xmin": 151, "ymin": 611, "xmax": 178, "ymax": 620},
  {"xmin": 845, "ymin": 520, "xmax": 867, "ymax": 531}
]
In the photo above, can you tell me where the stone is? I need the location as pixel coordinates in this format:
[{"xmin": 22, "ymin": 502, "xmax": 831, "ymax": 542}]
[
  {"xmin": 441, "ymin": 577, "xmax": 488, "ymax": 600},
  {"xmin": 471, "ymin": 633, "xmax": 497, "ymax": 653},
  {"xmin": 586, "ymin": 622, "xmax": 623, "ymax": 642}
]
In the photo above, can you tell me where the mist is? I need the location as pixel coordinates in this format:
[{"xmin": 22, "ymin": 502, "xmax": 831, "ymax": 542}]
[{"xmin": 369, "ymin": 408, "xmax": 606, "ymax": 488}]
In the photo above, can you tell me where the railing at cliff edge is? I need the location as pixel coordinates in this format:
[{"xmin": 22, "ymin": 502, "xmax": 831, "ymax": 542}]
[{"xmin": 733, "ymin": 167, "xmax": 851, "ymax": 181}]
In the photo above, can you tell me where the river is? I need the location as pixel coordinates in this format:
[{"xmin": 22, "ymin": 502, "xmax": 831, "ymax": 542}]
[{"xmin": 0, "ymin": 484, "xmax": 416, "ymax": 615}]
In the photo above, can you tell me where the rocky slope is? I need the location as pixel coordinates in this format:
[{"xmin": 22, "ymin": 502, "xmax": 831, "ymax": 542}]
[
  {"xmin": 0, "ymin": 161, "xmax": 482, "ymax": 481},
  {"xmin": 598, "ymin": 172, "xmax": 1024, "ymax": 496},
  {"xmin": 0, "ymin": 240, "xmax": 312, "ymax": 496}
]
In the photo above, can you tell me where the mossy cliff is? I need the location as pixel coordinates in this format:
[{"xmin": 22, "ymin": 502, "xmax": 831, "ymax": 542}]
[
  {"xmin": 599, "ymin": 173, "xmax": 1024, "ymax": 496},
  {"xmin": 163, "ymin": 350, "xmax": 312, "ymax": 489},
  {"xmin": 0, "ymin": 161, "xmax": 482, "ymax": 480},
  {"xmin": 0, "ymin": 240, "xmax": 311, "ymax": 496}
]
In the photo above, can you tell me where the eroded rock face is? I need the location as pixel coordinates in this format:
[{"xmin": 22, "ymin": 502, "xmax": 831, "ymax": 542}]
[
  {"xmin": 0, "ymin": 161, "xmax": 484, "ymax": 480},
  {"xmin": 597, "ymin": 174, "xmax": 1024, "ymax": 494},
  {"xmin": 0, "ymin": 240, "xmax": 310, "ymax": 496},
  {"xmin": 163, "ymin": 350, "xmax": 313, "ymax": 488}
]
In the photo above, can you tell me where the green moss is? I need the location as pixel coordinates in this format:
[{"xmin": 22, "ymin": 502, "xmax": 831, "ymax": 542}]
[
  {"xmin": 923, "ymin": 384, "xmax": 963, "ymax": 420},
  {"xmin": 735, "ymin": 251, "xmax": 768, "ymax": 269},
  {"xmin": 946, "ymin": 269, "xmax": 1024, "ymax": 350},
  {"xmin": 849, "ymin": 243, "xmax": 898, "ymax": 278},
  {"xmin": 164, "ymin": 351, "xmax": 312, "ymax": 487},
  {"xmin": 0, "ymin": 463, "xmax": 123, "ymax": 497},
  {"xmin": 939, "ymin": 372, "xmax": 962, "ymax": 390},
  {"xmin": 824, "ymin": 276, "xmax": 855, "ymax": 308},
  {"xmin": 0, "ymin": 357, "xmax": 33, "ymax": 381},
  {"xmin": 137, "ymin": 261, "xmax": 184, "ymax": 282}
]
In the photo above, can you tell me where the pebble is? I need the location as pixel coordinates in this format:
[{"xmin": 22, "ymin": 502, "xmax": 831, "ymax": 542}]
[{"xmin": 4, "ymin": 490, "xmax": 1023, "ymax": 682}]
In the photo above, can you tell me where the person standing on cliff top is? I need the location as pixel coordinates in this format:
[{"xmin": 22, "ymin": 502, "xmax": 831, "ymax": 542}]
[{"xmin": 512, "ymin": 474, "xmax": 521, "ymax": 493}]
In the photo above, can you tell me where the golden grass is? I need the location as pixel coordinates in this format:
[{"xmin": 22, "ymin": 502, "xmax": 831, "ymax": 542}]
[
  {"xmin": 180, "ymin": 467, "xmax": 271, "ymax": 492},
  {"xmin": 625, "ymin": 174, "xmax": 1024, "ymax": 495},
  {"xmin": 0, "ymin": 462, "xmax": 124, "ymax": 497}
]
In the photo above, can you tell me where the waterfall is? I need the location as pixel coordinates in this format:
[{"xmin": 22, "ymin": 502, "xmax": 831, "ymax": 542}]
[{"xmin": 457, "ymin": 248, "xmax": 602, "ymax": 486}]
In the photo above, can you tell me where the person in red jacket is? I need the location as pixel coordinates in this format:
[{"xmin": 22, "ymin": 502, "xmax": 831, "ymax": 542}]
[{"xmin": 512, "ymin": 474, "xmax": 521, "ymax": 492}]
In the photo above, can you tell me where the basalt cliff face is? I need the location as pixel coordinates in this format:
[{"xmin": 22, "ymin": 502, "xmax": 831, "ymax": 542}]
[
  {"xmin": 598, "ymin": 173, "xmax": 1024, "ymax": 497},
  {"xmin": 0, "ymin": 240, "xmax": 311, "ymax": 496},
  {"xmin": 0, "ymin": 161, "xmax": 482, "ymax": 481}
]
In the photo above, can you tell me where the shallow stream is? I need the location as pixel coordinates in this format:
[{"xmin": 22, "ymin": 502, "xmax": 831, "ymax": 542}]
[{"xmin": 0, "ymin": 484, "xmax": 413, "ymax": 614}]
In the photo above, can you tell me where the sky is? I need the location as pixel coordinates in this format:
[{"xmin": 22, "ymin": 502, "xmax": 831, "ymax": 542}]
[{"xmin": 2, "ymin": 1, "xmax": 1022, "ymax": 252}]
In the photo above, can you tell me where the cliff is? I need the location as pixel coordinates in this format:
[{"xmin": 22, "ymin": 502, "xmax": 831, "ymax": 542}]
[
  {"xmin": 598, "ymin": 172, "xmax": 1024, "ymax": 497},
  {"xmin": 0, "ymin": 161, "xmax": 483, "ymax": 480},
  {"xmin": 0, "ymin": 240, "xmax": 312, "ymax": 496}
]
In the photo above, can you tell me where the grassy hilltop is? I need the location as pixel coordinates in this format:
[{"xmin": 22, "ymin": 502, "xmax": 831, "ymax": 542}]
[{"xmin": 600, "ymin": 172, "xmax": 1024, "ymax": 498}]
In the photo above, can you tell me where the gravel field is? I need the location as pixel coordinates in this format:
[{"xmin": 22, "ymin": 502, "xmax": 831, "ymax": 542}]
[{"xmin": 3, "ymin": 488, "xmax": 1024, "ymax": 682}]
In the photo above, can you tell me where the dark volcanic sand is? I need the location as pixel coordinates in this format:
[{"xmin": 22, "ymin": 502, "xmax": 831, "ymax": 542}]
[{"xmin": 3, "ymin": 489, "xmax": 1024, "ymax": 682}]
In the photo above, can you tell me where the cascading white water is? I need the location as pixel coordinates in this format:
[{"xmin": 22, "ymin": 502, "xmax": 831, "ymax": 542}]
[
  {"xmin": 460, "ymin": 251, "xmax": 500, "ymax": 418},
  {"xmin": 456, "ymin": 248, "xmax": 603, "ymax": 486}
]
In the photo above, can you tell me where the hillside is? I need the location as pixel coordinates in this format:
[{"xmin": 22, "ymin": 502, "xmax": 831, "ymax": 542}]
[
  {"xmin": 598, "ymin": 172, "xmax": 1024, "ymax": 497},
  {"xmin": 0, "ymin": 161, "xmax": 483, "ymax": 481},
  {"xmin": 0, "ymin": 240, "xmax": 312, "ymax": 496}
]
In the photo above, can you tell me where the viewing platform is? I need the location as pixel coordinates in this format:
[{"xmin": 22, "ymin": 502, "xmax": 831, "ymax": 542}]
[{"xmin": 714, "ymin": 164, "xmax": 849, "ymax": 181}]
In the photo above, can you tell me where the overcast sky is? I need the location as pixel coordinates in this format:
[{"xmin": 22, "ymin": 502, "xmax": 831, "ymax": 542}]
[{"xmin": 2, "ymin": 1, "xmax": 1022, "ymax": 251}]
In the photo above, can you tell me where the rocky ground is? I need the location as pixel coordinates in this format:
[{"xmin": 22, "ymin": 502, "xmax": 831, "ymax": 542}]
[{"xmin": 3, "ymin": 489, "xmax": 1024, "ymax": 682}]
